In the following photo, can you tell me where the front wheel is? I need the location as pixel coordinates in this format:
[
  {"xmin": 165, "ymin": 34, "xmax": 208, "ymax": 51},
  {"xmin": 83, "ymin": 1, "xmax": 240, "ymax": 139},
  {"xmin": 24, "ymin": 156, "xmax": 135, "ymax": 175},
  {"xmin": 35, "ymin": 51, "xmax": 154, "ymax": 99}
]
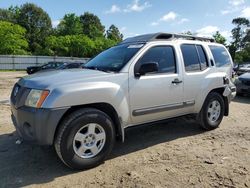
[
  {"xmin": 198, "ymin": 92, "xmax": 225, "ymax": 130},
  {"xmin": 54, "ymin": 108, "xmax": 115, "ymax": 170}
]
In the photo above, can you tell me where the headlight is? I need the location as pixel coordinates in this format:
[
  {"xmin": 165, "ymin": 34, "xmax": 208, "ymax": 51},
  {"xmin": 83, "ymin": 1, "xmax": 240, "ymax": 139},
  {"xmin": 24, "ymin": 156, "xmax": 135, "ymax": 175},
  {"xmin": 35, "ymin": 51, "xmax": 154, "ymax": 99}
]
[{"xmin": 25, "ymin": 89, "xmax": 49, "ymax": 108}]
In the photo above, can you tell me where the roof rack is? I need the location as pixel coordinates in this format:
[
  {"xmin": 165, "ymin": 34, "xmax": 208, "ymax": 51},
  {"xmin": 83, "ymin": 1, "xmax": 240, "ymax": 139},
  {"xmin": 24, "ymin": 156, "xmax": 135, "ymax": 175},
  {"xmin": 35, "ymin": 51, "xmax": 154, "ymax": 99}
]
[{"xmin": 120, "ymin": 32, "xmax": 215, "ymax": 44}]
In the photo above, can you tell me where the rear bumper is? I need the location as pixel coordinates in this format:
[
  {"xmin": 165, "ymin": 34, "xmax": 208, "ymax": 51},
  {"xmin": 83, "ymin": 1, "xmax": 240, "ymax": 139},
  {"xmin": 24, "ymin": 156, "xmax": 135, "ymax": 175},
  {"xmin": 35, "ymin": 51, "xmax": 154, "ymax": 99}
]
[
  {"xmin": 11, "ymin": 103, "xmax": 68, "ymax": 145},
  {"xmin": 223, "ymin": 85, "xmax": 236, "ymax": 102}
]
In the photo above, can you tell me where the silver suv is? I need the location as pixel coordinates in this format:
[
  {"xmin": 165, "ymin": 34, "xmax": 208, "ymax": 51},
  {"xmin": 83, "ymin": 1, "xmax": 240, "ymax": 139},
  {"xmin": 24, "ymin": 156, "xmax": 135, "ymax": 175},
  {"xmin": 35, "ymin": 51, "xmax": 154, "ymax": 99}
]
[{"xmin": 11, "ymin": 33, "xmax": 236, "ymax": 169}]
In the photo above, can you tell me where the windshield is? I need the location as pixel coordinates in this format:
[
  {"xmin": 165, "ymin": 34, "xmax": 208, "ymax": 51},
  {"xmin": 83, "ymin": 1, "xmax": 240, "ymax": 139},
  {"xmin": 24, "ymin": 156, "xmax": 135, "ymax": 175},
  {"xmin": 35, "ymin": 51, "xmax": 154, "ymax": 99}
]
[{"xmin": 84, "ymin": 44, "xmax": 143, "ymax": 72}]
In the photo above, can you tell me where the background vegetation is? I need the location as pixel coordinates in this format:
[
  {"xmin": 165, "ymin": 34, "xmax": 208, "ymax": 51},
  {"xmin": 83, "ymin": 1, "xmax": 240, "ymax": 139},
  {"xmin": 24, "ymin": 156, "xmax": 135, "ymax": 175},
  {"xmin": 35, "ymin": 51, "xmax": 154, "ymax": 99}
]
[{"xmin": 0, "ymin": 3, "xmax": 249, "ymax": 63}]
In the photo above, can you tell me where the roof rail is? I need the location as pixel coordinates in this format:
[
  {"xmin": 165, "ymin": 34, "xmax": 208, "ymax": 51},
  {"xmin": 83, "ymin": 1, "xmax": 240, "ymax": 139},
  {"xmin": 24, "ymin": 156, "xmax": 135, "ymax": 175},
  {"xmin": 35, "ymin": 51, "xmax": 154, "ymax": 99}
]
[{"xmin": 120, "ymin": 32, "xmax": 215, "ymax": 44}]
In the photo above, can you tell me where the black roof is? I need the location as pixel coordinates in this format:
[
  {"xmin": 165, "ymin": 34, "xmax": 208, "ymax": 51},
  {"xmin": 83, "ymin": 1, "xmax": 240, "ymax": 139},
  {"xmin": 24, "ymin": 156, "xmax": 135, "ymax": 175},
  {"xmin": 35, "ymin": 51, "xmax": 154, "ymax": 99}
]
[{"xmin": 120, "ymin": 32, "xmax": 215, "ymax": 45}]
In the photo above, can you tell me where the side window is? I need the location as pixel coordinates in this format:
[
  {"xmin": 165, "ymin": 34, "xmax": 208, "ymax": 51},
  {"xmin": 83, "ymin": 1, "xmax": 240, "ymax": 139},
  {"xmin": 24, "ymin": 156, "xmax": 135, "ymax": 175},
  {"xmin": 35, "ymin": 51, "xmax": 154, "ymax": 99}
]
[
  {"xmin": 196, "ymin": 45, "xmax": 208, "ymax": 70},
  {"xmin": 209, "ymin": 46, "xmax": 231, "ymax": 67},
  {"xmin": 137, "ymin": 46, "xmax": 176, "ymax": 74},
  {"xmin": 181, "ymin": 44, "xmax": 200, "ymax": 72},
  {"xmin": 181, "ymin": 44, "xmax": 208, "ymax": 72}
]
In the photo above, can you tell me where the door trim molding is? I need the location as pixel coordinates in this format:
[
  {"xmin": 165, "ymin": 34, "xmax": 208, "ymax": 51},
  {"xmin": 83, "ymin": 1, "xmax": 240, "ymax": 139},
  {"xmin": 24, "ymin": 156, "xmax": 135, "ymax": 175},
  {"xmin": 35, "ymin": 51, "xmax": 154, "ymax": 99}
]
[{"xmin": 132, "ymin": 100, "xmax": 195, "ymax": 116}]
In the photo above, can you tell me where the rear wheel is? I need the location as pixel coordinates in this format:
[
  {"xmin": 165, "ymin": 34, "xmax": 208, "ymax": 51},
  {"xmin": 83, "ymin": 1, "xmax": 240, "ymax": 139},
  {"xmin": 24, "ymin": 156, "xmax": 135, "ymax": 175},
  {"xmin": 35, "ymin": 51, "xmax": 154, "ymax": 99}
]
[
  {"xmin": 54, "ymin": 108, "xmax": 115, "ymax": 170},
  {"xmin": 198, "ymin": 92, "xmax": 225, "ymax": 130}
]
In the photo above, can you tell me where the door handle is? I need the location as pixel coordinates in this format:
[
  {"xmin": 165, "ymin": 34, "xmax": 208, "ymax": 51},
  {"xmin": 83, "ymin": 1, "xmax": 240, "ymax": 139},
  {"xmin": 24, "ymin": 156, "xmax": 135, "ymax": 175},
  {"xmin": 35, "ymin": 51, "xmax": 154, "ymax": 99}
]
[{"xmin": 172, "ymin": 78, "xmax": 182, "ymax": 84}]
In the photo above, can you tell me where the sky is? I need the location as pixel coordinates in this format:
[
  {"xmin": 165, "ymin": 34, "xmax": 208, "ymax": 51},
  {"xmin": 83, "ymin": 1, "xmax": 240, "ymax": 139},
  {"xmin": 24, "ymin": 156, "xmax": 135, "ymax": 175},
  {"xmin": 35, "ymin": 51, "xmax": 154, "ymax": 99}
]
[{"xmin": 0, "ymin": 0, "xmax": 250, "ymax": 41}]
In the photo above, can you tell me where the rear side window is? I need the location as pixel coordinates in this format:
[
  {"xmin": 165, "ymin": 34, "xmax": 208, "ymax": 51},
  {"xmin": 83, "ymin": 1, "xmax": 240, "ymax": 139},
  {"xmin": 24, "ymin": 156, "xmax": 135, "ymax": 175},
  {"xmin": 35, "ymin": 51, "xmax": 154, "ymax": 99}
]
[
  {"xmin": 137, "ymin": 46, "xmax": 176, "ymax": 73},
  {"xmin": 196, "ymin": 45, "xmax": 208, "ymax": 70},
  {"xmin": 209, "ymin": 46, "xmax": 231, "ymax": 67},
  {"xmin": 181, "ymin": 44, "xmax": 208, "ymax": 72}
]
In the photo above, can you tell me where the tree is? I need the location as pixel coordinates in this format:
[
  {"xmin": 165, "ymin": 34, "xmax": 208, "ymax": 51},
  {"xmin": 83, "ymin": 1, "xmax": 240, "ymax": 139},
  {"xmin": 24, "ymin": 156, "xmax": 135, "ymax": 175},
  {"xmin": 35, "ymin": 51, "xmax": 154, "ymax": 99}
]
[
  {"xmin": 230, "ymin": 17, "xmax": 250, "ymax": 60},
  {"xmin": 80, "ymin": 12, "xmax": 105, "ymax": 38},
  {"xmin": 57, "ymin": 13, "xmax": 82, "ymax": 36},
  {"xmin": 213, "ymin": 31, "xmax": 227, "ymax": 45},
  {"xmin": 17, "ymin": 3, "xmax": 52, "ymax": 53},
  {"xmin": 181, "ymin": 31, "xmax": 193, "ymax": 35},
  {"xmin": 44, "ymin": 35, "xmax": 96, "ymax": 57},
  {"xmin": 0, "ymin": 21, "xmax": 28, "ymax": 55},
  {"xmin": 106, "ymin": 24, "xmax": 123, "ymax": 42},
  {"xmin": 0, "ymin": 6, "xmax": 20, "ymax": 23}
]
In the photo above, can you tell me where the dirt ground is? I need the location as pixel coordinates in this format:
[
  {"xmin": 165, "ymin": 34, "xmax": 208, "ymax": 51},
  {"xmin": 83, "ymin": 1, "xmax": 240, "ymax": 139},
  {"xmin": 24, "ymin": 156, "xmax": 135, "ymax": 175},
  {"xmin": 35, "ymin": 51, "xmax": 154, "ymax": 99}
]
[{"xmin": 0, "ymin": 71, "xmax": 249, "ymax": 188}]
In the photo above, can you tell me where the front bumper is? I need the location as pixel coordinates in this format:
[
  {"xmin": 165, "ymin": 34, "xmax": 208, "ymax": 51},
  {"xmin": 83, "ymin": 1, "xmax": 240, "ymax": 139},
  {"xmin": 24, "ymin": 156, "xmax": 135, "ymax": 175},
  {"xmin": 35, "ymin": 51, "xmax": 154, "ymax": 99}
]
[{"xmin": 11, "ymin": 103, "xmax": 68, "ymax": 145}]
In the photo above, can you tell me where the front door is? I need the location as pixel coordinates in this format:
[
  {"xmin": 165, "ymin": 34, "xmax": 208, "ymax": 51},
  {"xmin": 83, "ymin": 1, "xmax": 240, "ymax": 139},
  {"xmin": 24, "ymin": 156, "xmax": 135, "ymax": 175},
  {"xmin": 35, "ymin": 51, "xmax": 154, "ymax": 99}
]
[{"xmin": 128, "ymin": 45, "xmax": 184, "ymax": 125}]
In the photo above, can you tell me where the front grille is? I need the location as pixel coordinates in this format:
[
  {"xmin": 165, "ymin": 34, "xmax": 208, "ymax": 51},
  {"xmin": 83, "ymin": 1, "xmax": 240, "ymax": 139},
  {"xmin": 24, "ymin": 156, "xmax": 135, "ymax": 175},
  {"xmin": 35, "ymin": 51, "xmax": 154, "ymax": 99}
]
[{"xmin": 11, "ymin": 84, "xmax": 31, "ymax": 108}]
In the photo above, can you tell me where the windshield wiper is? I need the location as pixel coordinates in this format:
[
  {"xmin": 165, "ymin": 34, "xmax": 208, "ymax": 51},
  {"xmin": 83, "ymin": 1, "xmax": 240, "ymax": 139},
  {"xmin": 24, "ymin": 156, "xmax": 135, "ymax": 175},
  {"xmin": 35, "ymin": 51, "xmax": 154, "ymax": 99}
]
[{"xmin": 83, "ymin": 66, "xmax": 115, "ymax": 73}]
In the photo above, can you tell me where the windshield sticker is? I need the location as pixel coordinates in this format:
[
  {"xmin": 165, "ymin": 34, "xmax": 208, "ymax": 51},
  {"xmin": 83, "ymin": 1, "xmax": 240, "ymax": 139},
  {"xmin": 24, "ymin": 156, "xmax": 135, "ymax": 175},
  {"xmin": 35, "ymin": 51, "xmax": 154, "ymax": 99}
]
[{"xmin": 128, "ymin": 44, "xmax": 144, "ymax": 48}]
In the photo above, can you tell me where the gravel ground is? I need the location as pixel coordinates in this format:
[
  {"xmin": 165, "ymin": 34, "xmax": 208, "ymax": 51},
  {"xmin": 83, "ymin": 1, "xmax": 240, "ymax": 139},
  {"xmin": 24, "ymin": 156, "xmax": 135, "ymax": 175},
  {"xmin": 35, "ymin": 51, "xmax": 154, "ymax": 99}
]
[{"xmin": 0, "ymin": 71, "xmax": 249, "ymax": 188}]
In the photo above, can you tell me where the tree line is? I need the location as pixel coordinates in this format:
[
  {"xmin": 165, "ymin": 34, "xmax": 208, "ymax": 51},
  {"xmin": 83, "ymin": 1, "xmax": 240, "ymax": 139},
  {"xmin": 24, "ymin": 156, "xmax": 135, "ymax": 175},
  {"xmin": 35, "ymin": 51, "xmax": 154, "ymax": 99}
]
[
  {"xmin": 0, "ymin": 3, "xmax": 249, "ymax": 63},
  {"xmin": 0, "ymin": 3, "xmax": 123, "ymax": 57}
]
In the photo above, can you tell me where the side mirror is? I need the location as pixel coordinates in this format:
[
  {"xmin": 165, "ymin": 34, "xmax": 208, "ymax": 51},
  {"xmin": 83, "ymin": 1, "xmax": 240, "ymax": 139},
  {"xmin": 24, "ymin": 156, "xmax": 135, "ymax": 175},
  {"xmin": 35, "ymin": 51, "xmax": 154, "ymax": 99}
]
[{"xmin": 135, "ymin": 62, "xmax": 159, "ymax": 77}]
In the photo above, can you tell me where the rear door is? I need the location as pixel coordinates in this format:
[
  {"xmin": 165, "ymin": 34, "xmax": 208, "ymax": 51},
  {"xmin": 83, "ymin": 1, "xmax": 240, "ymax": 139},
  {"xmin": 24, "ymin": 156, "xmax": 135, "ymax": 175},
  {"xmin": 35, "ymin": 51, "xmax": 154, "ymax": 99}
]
[{"xmin": 180, "ymin": 43, "xmax": 211, "ymax": 113}]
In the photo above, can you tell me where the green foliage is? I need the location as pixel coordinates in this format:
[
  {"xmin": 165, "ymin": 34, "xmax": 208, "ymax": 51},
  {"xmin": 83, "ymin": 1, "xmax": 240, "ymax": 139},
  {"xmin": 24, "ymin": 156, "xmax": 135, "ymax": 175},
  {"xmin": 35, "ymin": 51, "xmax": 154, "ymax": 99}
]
[
  {"xmin": 181, "ymin": 31, "xmax": 193, "ymax": 35},
  {"xmin": 0, "ymin": 21, "xmax": 28, "ymax": 55},
  {"xmin": 57, "ymin": 13, "xmax": 82, "ymax": 36},
  {"xmin": 44, "ymin": 35, "xmax": 117, "ymax": 58},
  {"xmin": 106, "ymin": 24, "xmax": 123, "ymax": 42},
  {"xmin": 234, "ymin": 44, "xmax": 250, "ymax": 63},
  {"xmin": 0, "ymin": 6, "xmax": 20, "ymax": 23},
  {"xmin": 17, "ymin": 3, "xmax": 52, "ymax": 53},
  {"xmin": 0, "ymin": 4, "xmax": 123, "ymax": 57},
  {"xmin": 230, "ymin": 17, "xmax": 250, "ymax": 61},
  {"xmin": 213, "ymin": 31, "xmax": 226, "ymax": 45},
  {"xmin": 80, "ymin": 12, "xmax": 105, "ymax": 39}
]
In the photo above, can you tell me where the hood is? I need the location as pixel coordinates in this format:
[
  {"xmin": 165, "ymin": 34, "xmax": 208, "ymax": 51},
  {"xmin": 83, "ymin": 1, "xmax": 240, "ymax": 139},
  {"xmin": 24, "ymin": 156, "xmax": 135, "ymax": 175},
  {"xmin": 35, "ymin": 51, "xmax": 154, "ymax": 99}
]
[
  {"xmin": 18, "ymin": 69, "xmax": 111, "ymax": 89},
  {"xmin": 239, "ymin": 72, "xmax": 250, "ymax": 81}
]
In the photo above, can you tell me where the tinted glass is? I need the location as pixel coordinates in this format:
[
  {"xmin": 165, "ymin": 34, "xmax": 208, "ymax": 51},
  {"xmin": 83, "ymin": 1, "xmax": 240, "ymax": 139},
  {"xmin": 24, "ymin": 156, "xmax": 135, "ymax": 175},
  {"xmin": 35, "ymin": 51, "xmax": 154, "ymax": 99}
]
[
  {"xmin": 209, "ymin": 46, "xmax": 231, "ymax": 67},
  {"xmin": 196, "ymin": 45, "xmax": 208, "ymax": 70},
  {"xmin": 138, "ymin": 46, "xmax": 176, "ymax": 73},
  {"xmin": 181, "ymin": 44, "xmax": 200, "ymax": 72},
  {"xmin": 84, "ymin": 44, "xmax": 143, "ymax": 72}
]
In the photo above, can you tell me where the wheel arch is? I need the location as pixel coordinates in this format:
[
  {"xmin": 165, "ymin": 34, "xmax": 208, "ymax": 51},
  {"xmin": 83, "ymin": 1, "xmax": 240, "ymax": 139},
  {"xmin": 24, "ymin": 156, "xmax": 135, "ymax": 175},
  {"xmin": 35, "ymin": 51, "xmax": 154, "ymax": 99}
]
[
  {"xmin": 205, "ymin": 87, "xmax": 229, "ymax": 116},
  {"xmin": 54, "ymin": 103, "xmax": 124, "ymax": 144}
]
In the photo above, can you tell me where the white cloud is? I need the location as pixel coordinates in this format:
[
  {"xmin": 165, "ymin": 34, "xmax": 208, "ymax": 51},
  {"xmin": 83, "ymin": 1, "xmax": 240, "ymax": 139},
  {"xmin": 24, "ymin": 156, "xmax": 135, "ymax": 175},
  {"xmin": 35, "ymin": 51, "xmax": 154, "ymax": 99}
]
[
  {"xmin": 196, "ymin": 26, "xmax": 219, "ymax": 37},
  {"xmin": 151, "ymin": 22, "xmax": 159, "ymax": 26},
  {"xmin": 229, "ymin": 0, "xmax": 245, "ymax": 6},
  {"xmin": 52, "ymin": 20, "xmax": 60, "ymax": 28},
  {"xmin": 105, "ymin": 5, "xmax": 121, "ymax": 14},
  {"xmin": 160, "ymin": 11, "xmax": 178, "ymax": 22},
  {"xmin": 221, "ymin": 0, "xmax": 245, "ymax": 15},
  {"xmin": 151, "ymin": 12, "xmax": 189, "ymax": 26},
  {"xmin": 241, "ymin": 7, "xmax": 250, "ymax": 18},
  {"xmin": 120, "ymin": 27, "xmax": 127, "ymax": 33},
  {"xmin": 178, "ymin": 18, "xmax": 189, "ymax": 24},
  {"xmin": 221, "ymin": 10, "xmax": 231, "ymax": 15},
  {"xmin": 220, "ymin": 31, "xmax": 231, "ymax": 39},
  {"xmin": 124, "ymin": 0, "xmax": 151, "ymax": 12},
  {"xmin": 196, "ymin": 26, "xmax": 231, "ymax": 42}
]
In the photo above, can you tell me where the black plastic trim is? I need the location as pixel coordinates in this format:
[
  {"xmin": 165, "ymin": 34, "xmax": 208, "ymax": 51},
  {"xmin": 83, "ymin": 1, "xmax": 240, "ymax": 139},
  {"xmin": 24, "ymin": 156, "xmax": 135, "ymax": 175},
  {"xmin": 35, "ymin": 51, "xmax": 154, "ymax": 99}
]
[{"xmin": 132, "ymin": 101, "xmax": 195, "ymax": 116}]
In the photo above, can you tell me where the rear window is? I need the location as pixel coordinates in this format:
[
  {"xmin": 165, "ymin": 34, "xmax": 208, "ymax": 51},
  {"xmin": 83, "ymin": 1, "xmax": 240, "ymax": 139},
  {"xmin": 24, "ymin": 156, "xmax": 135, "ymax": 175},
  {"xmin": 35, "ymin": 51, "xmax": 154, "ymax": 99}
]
[{"xmin": 209, "ymin": 46, "xmax": 231, "ymax": 67}]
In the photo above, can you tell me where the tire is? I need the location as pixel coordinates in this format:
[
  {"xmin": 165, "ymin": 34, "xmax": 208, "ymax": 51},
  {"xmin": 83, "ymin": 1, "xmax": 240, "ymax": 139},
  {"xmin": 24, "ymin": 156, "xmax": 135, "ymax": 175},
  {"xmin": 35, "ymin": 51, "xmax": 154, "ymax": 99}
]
[
  {"xmin": 54, "ymin": 108, "xmax": 115, "ymax": 170},
  {"xmin": 198, "ymin": 92, "xmax": 225, "ymax": 130}
]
